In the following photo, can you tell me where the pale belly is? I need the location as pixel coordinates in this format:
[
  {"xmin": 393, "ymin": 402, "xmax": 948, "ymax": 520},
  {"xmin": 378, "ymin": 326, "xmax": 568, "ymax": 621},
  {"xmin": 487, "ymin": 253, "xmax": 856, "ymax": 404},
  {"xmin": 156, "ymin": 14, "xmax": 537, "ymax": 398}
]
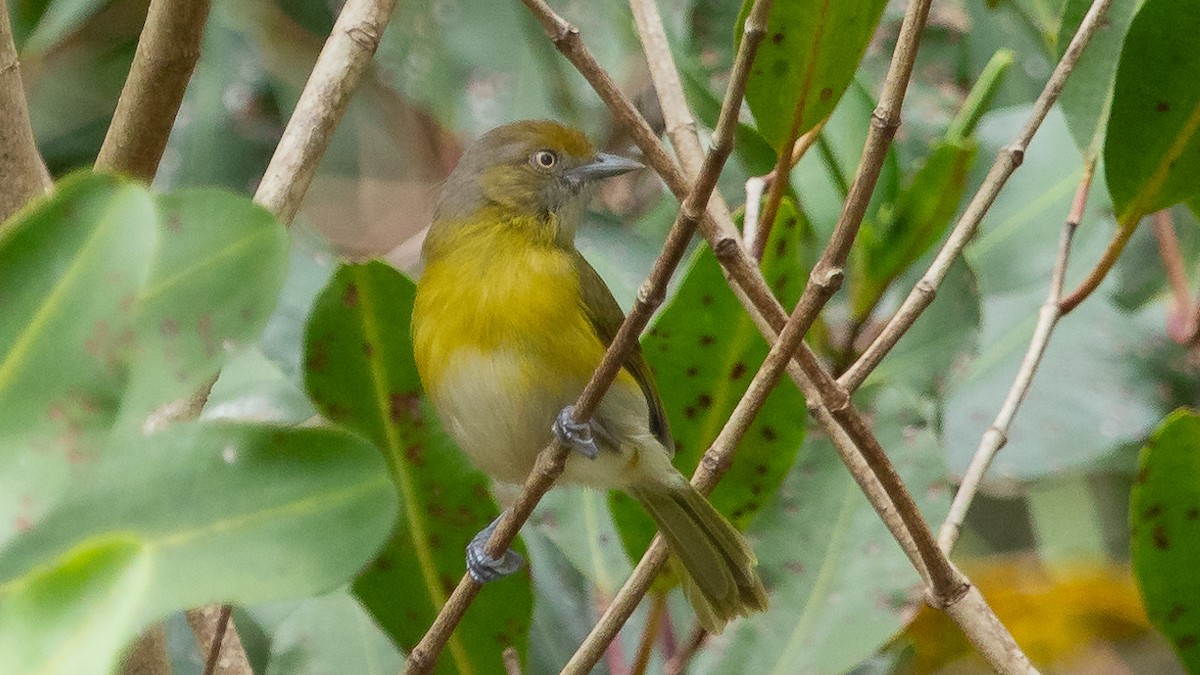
[{"xmin": 432, "ymin": 346, "xmax": 670, "ymax": 489}]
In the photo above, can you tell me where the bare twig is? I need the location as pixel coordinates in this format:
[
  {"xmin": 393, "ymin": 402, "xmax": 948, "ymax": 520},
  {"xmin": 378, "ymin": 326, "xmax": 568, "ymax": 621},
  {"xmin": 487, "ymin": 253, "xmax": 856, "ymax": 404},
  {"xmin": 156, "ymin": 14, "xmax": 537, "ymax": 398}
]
[
  {"xmin": 502, "ymin": 647, "xmax": 522, "ymax": 675},
  {"xmin": 187, "ymin": 604, "xmax": 251, "ymax": 675},
  {"xmin": 399, "ymin": 3, "xmax": 773, "ymax": 672},
  {"xmin": 0, "ymin": 1, "xmax": 50, "ymax": 222},
  {"xmin": 1152, "ymin": 209, "xmax": 1194, "ymax": 343},
  {"xmin": 841, "ymin": 0, "xmax": 1115, "ymax": 392},
  {"xmin": 936, "ymin": 158, "xmax": 1095, "ymax": 553},
  {"xmin": 254, "ymin": 0, "xmax": 398, "ymax": 224},
  {"xmin": 746, "ymin": 120, "xmax": 826, "ymax": 260},
  {"xmin": 663, "ymin": 625, "xmax": 706, "ymax": 675},
  {"xmin": 630, "ymin": 594, "xmax": 667, "ymax": 675},
  {"xmin": 95, "ymin": 0, "xmax": 211, "ymax": 181},
  {"xmin": 1057, "ymin": 216, "xmax": 1137, "ymax": 314},
  {"xmin": 120, "ymin": 624, "xmax": 170, "ymax": 675},
  {"xmin": 550, "ymin": 0, "xmax": 1038, "ymax": 670}
]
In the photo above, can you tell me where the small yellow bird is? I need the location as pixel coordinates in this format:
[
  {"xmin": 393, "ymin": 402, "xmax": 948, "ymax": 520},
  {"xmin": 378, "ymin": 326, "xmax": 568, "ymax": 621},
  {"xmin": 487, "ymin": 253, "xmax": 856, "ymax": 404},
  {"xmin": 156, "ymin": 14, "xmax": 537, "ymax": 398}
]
[{"xmin": 412, "ymin": 120, "xmax": 767, "ymax": 632}]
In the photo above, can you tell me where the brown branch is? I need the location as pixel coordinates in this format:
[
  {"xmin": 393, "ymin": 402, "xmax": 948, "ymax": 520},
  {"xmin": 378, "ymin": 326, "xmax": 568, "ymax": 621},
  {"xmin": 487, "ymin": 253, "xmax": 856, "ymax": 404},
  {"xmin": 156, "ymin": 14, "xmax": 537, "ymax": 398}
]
[
  {"xmin": 399, "ymin": 2, "xmax": 772, "ymax": 672},
  {"xmin": 187, "ymin": 604, "xmax": 252, "ymax": 675},
  {"xmin": 501, "ymin": 647, "xmax": 522, "ymax": 675},
  {"xmin": 120, "ymin": 624, "xmax": 171, "ymax": 675},
  {"xmin": 0, "ymin": 1, "xmax": 50, "ymax": 222},
  {"xmin": 663, "ymin": 624, "xmax": 706, "ymax": 675},
  {"xmin": 1152, "ymin": 209, "xmax": 1195, "ymax": 343},
  {"xmin": 630, "ymin": 593, "xmax": 667, "ymax": 675},
  {"xmin": 253, "ymin": 0, "xmax": 397, "ymax": 224},
  {"xmin": 745, "ymin": 120, "xmax": 827, "ymax": 261},
  {"xmin": 94, "ymin": 0, "xmax": 211, "ymax": 181},
  {"xmin": 937, "ymin": 158, "xmax": 1094, "ymax": 553},
  {"xmin": 548, "ymin": 0, "xmax": 1039, "ymax": 671},
  {"xmin": 840, "ymin": 0, "xmax": 1115, "ymax": 392},
  {"xmin": 1057, "ymin": 214, "xmax": 1138, "ymax": 314}
]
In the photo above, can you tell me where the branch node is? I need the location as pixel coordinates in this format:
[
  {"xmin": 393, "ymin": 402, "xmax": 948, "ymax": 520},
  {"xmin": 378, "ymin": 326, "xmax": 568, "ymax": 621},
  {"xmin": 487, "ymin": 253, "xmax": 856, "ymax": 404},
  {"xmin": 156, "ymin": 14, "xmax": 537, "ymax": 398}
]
[
  {"xmin": 700, "ymin": 448, "xmax": 729, "ymax": 475},
  {"xmin": 870, "ymin": 106, "xmax": 900, "ymax": 131},
  {"xmin": 713, "ymin": 236, "xmax": 740, "ymax": 261},
  {"xmin": 811, "ymin": 265, "xmax": 845, "ymax": 291},
  {"xmin": 915, "ymin": 278, "xmax": 937, "ymax": 299},
  {"xmin": 1003, "ymin": 144, "xmax": 1025, "ymax": 167},
  {"xmin": 344, "ymin": 22, "xmax": 382, "ymax": 52},
  {"xmin": 636, "ymin": 279, "xmax": 664, "ymax": 308}
]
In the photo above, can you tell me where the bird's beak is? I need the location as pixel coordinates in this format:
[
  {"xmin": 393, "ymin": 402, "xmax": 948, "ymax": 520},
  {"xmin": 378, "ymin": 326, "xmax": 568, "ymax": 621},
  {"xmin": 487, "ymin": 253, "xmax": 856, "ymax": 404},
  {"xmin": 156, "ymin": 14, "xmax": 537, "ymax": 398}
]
[{"xmin": 568, "ymin": 153, "xmax": 644, "ymax": 181}]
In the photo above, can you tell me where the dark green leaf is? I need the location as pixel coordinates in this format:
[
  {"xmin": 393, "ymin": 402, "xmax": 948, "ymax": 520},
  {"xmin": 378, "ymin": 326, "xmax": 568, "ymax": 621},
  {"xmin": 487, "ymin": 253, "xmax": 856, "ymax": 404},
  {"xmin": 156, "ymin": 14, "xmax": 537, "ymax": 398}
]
[
  {"xmin": 610, "ymin": 200, "xmax": 808, "ymax": 560},
  {"xmin": 1056, "ymin": 0, "xmax": 1141, "ymax": 152},
  {"xmin": 1131, "ymin": 409, "xmax": 1200, "ymax": 671},
  {"xmin": 736, "ymin": 0, "xmax": 888, "ymax": 151},
  {"xmin": 1104, "ymin": 0, "xmax": 1200, "ymax": 220},
  {"xmin": 303, "ymin": 261, "xmax": 533, "ymax": 674}
]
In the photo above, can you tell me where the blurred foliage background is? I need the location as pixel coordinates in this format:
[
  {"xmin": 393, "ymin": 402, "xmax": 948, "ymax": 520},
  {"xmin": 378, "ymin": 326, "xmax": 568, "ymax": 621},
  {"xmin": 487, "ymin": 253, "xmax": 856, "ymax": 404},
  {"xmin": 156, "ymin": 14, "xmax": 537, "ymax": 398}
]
[{"xmin": 2, "ymin": 0, "xmax": 1200, "ymax": 673}]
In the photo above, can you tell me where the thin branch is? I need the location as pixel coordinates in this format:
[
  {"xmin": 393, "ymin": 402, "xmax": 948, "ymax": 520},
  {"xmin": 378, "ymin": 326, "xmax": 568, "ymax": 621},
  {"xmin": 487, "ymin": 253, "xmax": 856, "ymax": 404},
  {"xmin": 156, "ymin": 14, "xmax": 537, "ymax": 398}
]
[
  {"xmin": 399, "ymin": 2, "xmax": 773, "ymax": 672},
  {"xmin": 937, "ymin": 158, "xmax": 1094, "ymax": 554},
  {"xmin": 94, "ymin": 0, "xmax": 211, "ymax": 181},
  {"xmin": 1057, "ymin": 215, "xmax": 1137, "ymax": 314},
  {"xmin": 0, "ymin": 1, "xmax": 51, "ymax": 222},
  {"xmin": 1152, "ymin": 209, "xmax": 1194, "ymax": 343},
  {"xmin": 186, "ymin": 604, "xmax": 251, "ymax": 675},
  {"xmin": 502, "ymin": 647, "xmax": 522, "ymax": 675},
  {"xmin": 663, "ymin": 624, "xmax": 706, "ymax": 675},
  {"xmin": 746, "ymin": 120, "xmax": 826, "ymax": 261},
  {"xmin": 549, "ymin": 0, "xmax": 1039, "ymax": 670},
  {"xmin": 630, "ymin": 593, "xmax": 666, "ymax": 675},
  {"xmin": 254, "ymin": 0, "xmax": 398, "ymax": 224},
  {"xmin": 779, "ymin": 0, "xmax": 934, "ymax": 341},
  {"xmin": 840, "ymin": 0, "xmax": 1115, "ymax": 392}
]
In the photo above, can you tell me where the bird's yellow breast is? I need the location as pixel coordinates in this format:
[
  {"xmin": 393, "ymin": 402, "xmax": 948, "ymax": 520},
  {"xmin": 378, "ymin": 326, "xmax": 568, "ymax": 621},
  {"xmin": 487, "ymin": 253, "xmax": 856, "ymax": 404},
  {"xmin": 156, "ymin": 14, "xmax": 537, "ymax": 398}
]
[{"xmin": 412, "ymin": 216, "xmax": 605, "ymax": 399}]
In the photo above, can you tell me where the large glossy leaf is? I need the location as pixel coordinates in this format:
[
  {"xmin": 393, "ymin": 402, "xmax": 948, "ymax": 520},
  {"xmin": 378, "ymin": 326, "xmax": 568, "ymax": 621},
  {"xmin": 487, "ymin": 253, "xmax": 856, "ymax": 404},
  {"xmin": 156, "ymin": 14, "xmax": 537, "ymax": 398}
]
[
  {"xmin": 1104, "ymin": 0, "xmax": 1200, "ymax": 220},
  {"xmin": 1056, "ymin": 0, "xmax": 1142, "ymax": 152},
  {"xmin": 1131, "ymin": 409, "xmax": 1200, "ymax": 672},
  {"xmin": 736, "ymin": 0, "xmax": 889, "ymax": 152},
  {"xmin": 0, "ymin": 172, "xmax": 288, "ymax": 546},
  {"xmin": 0, "ymin": 537, "xmax": 149, "ymax": 675},
  {"xmin": 697, "ymin": 388, "xmax": 950, "ymax": 674},
  {"xmin": 610, "ymin": 200, "xmax": 807, "ymax": 562},
  {"xmin": 0, "ymin": 423, "xmax": 398, "ymax": 674},
  {"xmin": 303, "ymin": 261, "xmax": 533, "ymax": 675}
]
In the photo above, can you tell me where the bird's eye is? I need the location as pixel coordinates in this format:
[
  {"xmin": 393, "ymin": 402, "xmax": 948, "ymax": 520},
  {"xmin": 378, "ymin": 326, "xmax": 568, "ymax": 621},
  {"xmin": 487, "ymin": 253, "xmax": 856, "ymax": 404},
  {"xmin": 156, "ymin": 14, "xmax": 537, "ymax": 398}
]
[{"xmin": 531, "ymin": 150, "xmax": 558, "ymax": 169}]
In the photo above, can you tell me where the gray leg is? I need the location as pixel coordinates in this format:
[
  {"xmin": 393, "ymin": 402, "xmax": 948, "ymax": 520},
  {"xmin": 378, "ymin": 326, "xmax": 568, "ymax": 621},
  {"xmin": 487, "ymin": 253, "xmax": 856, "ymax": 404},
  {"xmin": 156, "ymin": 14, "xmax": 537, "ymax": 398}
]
[
  {"xmin": 466, "ymin": 513, "xmax": 524, "ymax": 583},
  {"xmin": 553, "ymin": 405, "xmax": 601, "ymax": 459}
]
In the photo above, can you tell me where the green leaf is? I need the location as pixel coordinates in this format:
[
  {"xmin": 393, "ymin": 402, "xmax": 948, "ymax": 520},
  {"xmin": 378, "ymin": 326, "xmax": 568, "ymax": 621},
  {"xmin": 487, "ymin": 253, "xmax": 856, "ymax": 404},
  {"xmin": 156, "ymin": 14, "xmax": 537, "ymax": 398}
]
[
  {"xmin": 1104, "ymin": 0, "xmax": 1200, "ymax": 220},
  {"xmin": 736, "ymin": 0, "xmax": 889, "ymax": 151},
  {"xmin": 697, "ymin": 388, "xmax": 949, "ymax": 674},
  {"xmin": 610, "ymin": 200, "xmax": 807, "ymax": 561},
  {"xmin": 0, "ymin": 536, "xmax": 149, "ymax": 675},
  {"xmin": 303, "ymin": 261, "xmax": 533, "ymax": 675},
  {"xmin": 1131, "ymin": 409, "xmax": 1200, "ymax": 671},
  {"xmin": 0, "ymin": 422, "xmax": 398, "ymax": 672},
  {"xmin": 0, "ymin": 173, "xmax": 288, "ymax": 547},
  {"xmin": 1056, "ymin": 0, "xmax": 1142, "ymax": 152},
  {"xmin": 853, "ymin": 139, "xmax": 978, "ymax": 318},
  {"xmin": 263, "ymin": 591, "xmax": 405, "ymax": 675}
]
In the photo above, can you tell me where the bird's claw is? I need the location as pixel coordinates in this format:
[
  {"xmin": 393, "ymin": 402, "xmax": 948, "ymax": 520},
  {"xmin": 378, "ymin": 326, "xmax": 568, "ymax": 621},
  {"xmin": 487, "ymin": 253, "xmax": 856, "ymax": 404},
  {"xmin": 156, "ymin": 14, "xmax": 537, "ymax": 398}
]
[
  {"xmin": 466, "ymin": 517, "xmax": 524, "ymax": 583},
  {"xmin": 553, "ymin": 405, "xmax": 600, "ymax": 459}
]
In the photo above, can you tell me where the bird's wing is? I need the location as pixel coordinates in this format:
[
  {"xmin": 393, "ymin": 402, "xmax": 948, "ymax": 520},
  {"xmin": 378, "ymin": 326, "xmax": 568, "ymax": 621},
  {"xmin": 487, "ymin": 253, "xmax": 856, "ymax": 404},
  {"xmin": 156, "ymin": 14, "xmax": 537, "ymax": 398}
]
[{"xmin": 572, "ymin": 251, "xmax": 674, "ymax": 453}]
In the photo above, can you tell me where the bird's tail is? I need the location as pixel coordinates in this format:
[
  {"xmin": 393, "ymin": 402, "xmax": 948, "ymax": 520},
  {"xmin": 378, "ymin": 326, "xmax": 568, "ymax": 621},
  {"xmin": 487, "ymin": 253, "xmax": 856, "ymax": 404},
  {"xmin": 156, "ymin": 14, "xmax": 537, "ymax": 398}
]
[{"xmin": 630, "ymin": 480, "xmax": 768, "ymax": 633}]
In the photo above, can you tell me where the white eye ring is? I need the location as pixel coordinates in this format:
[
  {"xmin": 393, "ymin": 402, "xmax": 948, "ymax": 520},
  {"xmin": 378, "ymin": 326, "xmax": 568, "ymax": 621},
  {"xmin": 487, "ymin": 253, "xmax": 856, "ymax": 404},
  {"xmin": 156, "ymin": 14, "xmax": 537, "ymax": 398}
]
[{"xmin": 531, "ymin": 150, "xmax": 557, "ymax": 169}]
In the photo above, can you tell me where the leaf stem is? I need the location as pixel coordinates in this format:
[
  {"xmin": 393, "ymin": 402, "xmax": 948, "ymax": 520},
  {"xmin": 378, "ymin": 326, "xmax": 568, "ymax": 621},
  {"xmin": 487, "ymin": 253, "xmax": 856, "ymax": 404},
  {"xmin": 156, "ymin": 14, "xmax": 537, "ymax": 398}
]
[
  {"xmin": 1057, "ymin": 214, "xmax": 1138, "ymax": 314},
  {"xmin": 630, "ymin": 593, "xmax": 667, "ymax": 675},
  {"xmin": 1151, "ymin": 209, "xmax": 1195, "ymax": 343},
  {"xmin": 663, "ymin": 624, "xmax": 706, "ymax": 675}
]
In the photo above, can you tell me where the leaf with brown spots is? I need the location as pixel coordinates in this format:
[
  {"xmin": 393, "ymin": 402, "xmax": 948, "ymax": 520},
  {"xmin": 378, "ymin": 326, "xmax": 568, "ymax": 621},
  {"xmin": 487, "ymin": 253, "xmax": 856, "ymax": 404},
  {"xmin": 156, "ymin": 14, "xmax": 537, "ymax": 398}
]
[
  {"xmin": 610, "ymin": 199, "xmax": 807, "ymax": 561},
  {"xmin": 735, "ymin": 0, "xmax": 888, "ymax": 151},
  {"xmin": 1131, "ymin": 409, "xmax": 1200, "ymax": 671},
  {"xmin": 302, "ymin": 261, "xmax": 531, "ymax": 673}
]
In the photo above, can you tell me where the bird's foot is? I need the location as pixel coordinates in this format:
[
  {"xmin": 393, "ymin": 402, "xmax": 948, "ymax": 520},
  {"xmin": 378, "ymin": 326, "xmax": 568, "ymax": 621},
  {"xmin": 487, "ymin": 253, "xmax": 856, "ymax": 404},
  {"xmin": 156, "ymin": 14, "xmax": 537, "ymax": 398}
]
[
  {"xmin": 466, "ymin": 514, "xmax": 524, "ymax": 583},
  {"xmin": 553, "ymin": 405, "xmax": 600, "ymax": 459}
]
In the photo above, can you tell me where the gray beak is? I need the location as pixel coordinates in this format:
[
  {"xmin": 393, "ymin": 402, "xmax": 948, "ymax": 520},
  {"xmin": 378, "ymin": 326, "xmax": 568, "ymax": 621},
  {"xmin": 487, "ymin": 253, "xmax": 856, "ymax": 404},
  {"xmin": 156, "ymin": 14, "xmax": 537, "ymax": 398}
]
[{"xmin": 568, "ymin": 153, "xmax": 644, "ymax": 182}]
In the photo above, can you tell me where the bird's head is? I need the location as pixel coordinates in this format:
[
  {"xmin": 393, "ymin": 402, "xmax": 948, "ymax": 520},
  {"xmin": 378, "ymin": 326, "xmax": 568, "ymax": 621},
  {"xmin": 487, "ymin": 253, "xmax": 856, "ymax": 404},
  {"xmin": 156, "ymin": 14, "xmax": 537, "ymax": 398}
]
[{"xmin": 432, "ymin": 120, "xmax": 642, "ymax": 238}]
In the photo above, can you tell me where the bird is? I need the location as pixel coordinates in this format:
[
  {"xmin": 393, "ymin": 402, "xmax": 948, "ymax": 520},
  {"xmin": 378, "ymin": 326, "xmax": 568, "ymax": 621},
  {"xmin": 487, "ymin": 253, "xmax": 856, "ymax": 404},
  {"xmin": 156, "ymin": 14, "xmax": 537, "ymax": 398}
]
[{"xmin": 411, "ymin": 119, "xmax": 767, "ymax": 633}]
